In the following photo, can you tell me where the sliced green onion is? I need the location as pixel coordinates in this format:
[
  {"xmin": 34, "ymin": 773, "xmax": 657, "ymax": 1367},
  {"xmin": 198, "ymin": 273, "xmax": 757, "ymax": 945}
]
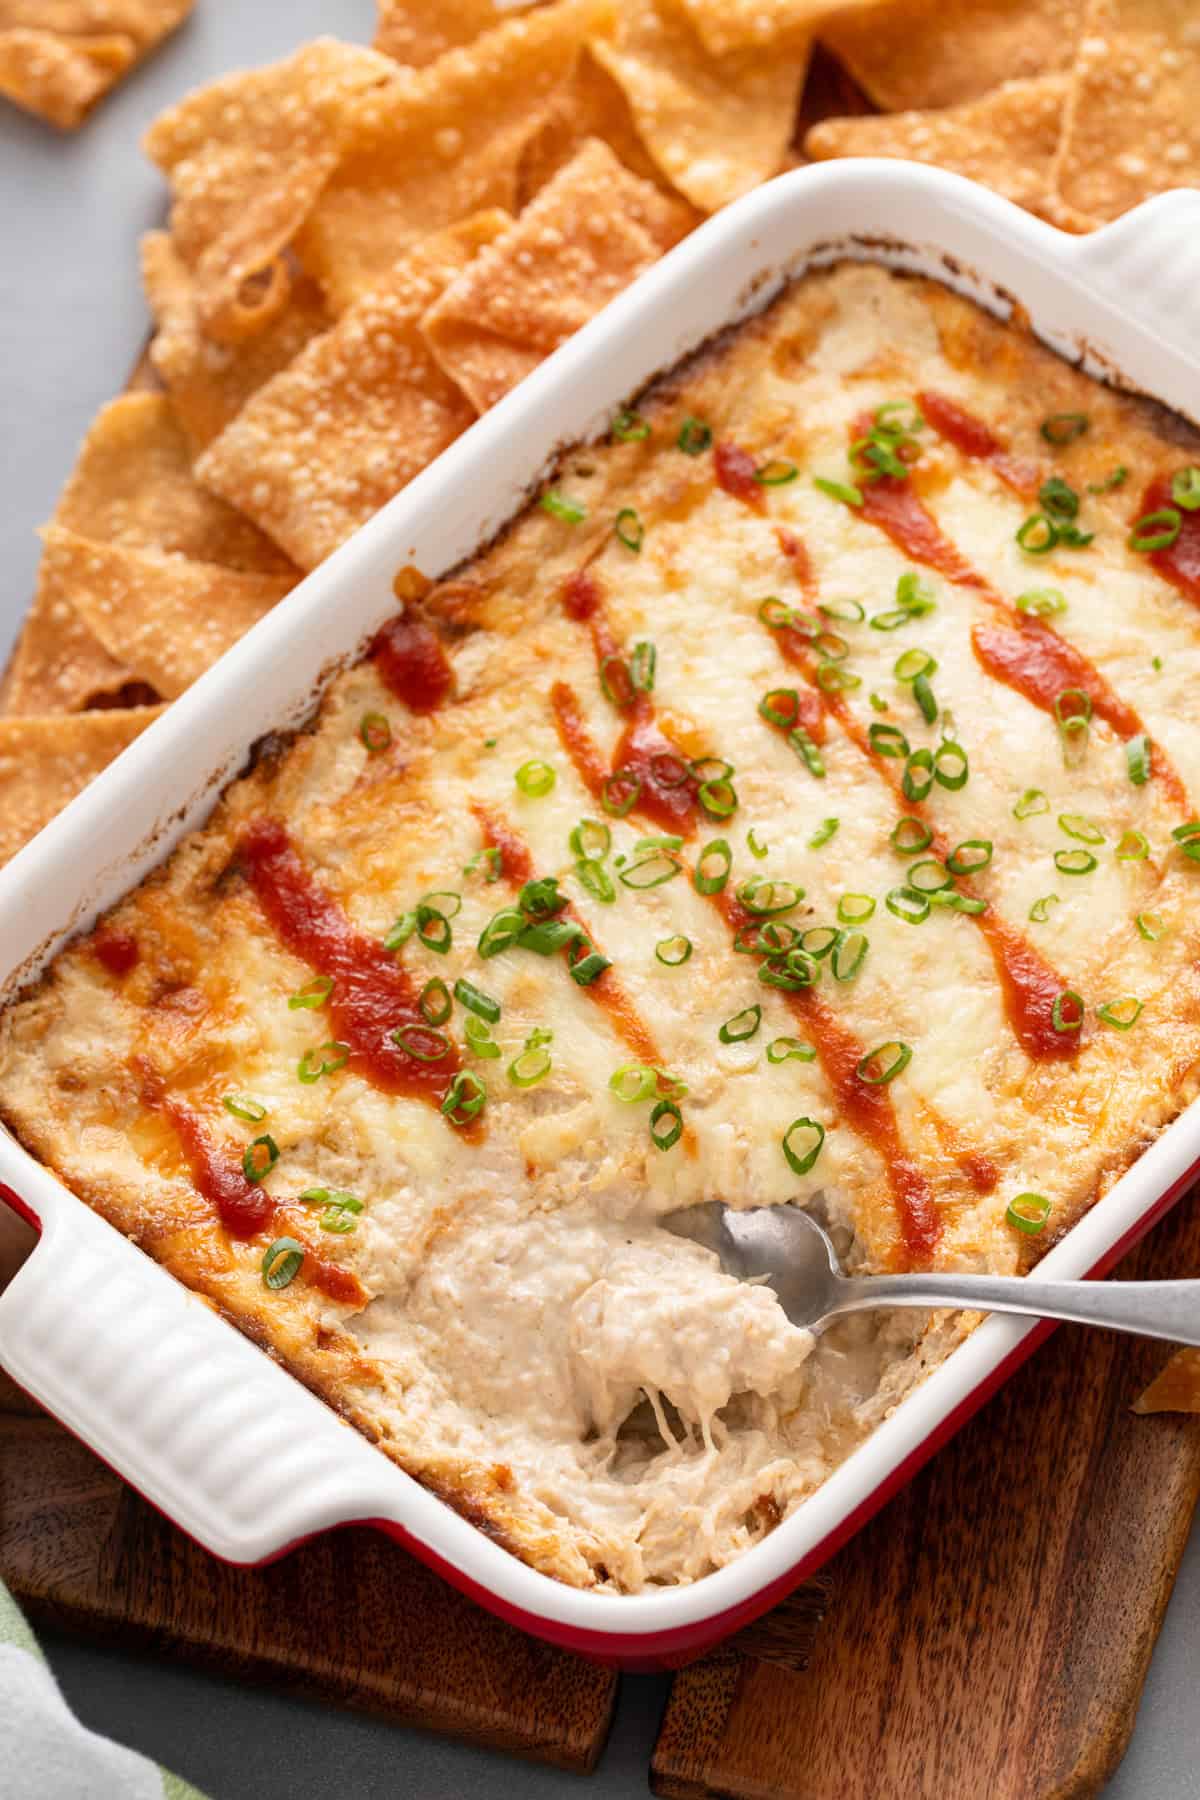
[
  {"xmin": 464, "ymin": 845, "xmax": 502, "ymax": 882},
  {"xmin": 1126, "ymin": 733, "xmax": 1152, "ymax": 786},
  {"xmin": 1129, "ymin": 508, "xmax": 1181, "ymax": 552},
  {"xmin": 738, "ymin": 877, "xmax": 802, "ymax": 916},
  {"xmin": 655, "ymin": 935, "xmax": 692, "ymax": 966},
  {"xmin": 906, "ymin": 858, "xmax": 952, "ymax": 894},
  {"xmin": 1171, "ymin": 467, "xmax": 1200, "ymax": 511},
  {"xmin": 464, "ymin": 1014, "xmax": 501, "ymax": 1059},
  {"xmin": 442, "ymin": 1071, "xmax": 487, "ymax": 1126},
  {"xmin": 454, "ymin": 978, "xmax": 500, "ymax": 1023},
  {"xmin": 831, "ymin": 928, "xmax": 868, "ymax": 981},
  {"xmin": 869, "ymin": 722, "xmax": 909, "ymax": 759},
  {"xmin": 813, "ymin": 476, "xmax": 864, "ymax": 508},
  {"xmin": 540, "ymin": 489, "xmax": 586, "ymax": 523},
  {"xmin": 1040, "ymin": 476, "xmax": 1079, "ymax": 521},
  {"xmin": 929, "ymin": 889, "xmax": 987, "ymax": 915},
  {"xmin": 1058, "ymin": 813, "xmax": 1105, "ymax": 845},
  {"xmin": 619, "ymin": 850, "xmax": 681, "ymax": 890},
  {"xmin": 384, "ymin": 911, "xmax": 417, "ymax": 951},
  {"xmin": 755, "ymin": 458, "xmax": 798, "ymax": 486},
  {"xmin": 1052, "ymin": 989, "xmax": 1084, "ymax": 1033},
  {"xmin": 890, "ymin": 816, "xmax": 932, "ymax": 855},
  {"xmin": 611, "ymin": 407, "xmax": 650, "ymax": 442},
  {"xmin": 418, "ymin": 976, "xmax": 452, "ymax": 1026},
  {"xmin": 1097, "ymin": 996, "xmax": 1143, "ymax": 1030},
  {"xmin": 289, "ymin": 976, "xmax": 333, "ymax": 1010},
  {"xmin": 575, "ymin": 858, "xmax": 616, "ymax": 904},
  {"xmin": 517, "ymin": 876, "xmax": 564, "ymax": 919},
  {"xmin": 757, "ymin": 948, "xmax": 819, "ymax": 991},
  {"xmin": 1115, "ymin": 830, "xmax": 1150, "ymax": 861},
  {"xmin": 808, "ymin": 818, "xmax": 839, "ymax": 849},
  {"xmin": 1017, "ymin": 513, "xmax": 1057, "ymax": 554},
  {"xmin": 515, "ymin": 758, "xmax": 556, "ymax": 797},
  {"xmin": 767, "ymin": 1037, "xmax": 816, "ymax": 1064},
  {"xmin": 630, "ymin": 640, "xmax": 656, "ymax": 693},
  {"xmin": 1088, "ymin": 466, "xmax": 1128, "ymax": 493},
  {"xmin": 789, "ymin": 728, "xmax": 825, "ymax": 778},
  {"xmin": 614, "ymin": 507, "xmax": 644, "ymax": 552},
  {"xmin": 477, "ymin": 907, "xmax": 524, "ymax": 958},
  {"xmin": 1016, "ymin": 587, "xmax": 1067, "ymax": 617},
  {"xmin": 636, "ymin": 833, "xmax": 684, "ymax": 853},
  {"xmin": 698, "ymin": 778, "xmax": 738, "ymax": 819},
  {"xmin": 223, "ymin": 1094, "xmax": 266, "ymax": 1122},
  {"xmin": 933, "ymin": 740, "xmax": 968, "ymax": 790},
  {"xmin": 886, "ymin": 886, "xmax": 930, "ymax": 923},
  {"xmin": 650, "ymin": 1098, "xmax": 683, "ymax": 1150},
  {"xmin": 688, "ymin": 755, "xmax": 733, "ymax": 785},
  {"xmin": 1055, "ymin": 687, "xmax": 1093, "ymax": 733},
  {"xmin": 610, "ymin": 1064, "xmax": 660, "ymax": 1103},
  {"xmin": 1029, "ymin": 894, "xmax": 1060, "ymax": 923},
  {"xmin": 297, "ymin": 1041, "xmax": 350, "ymax": 1084},
  {"xmin": 815, "ymin": 662, "xmax": 861, "ymax": 693},
  {"xmin": 416, "ymin": 904, "xmax": 452, "ymax": 955},
  {"xmin": 243, "ymin": 1135, "xmax": 279, "ymax": 1184},
  {"xmin": 856, "ymin": 1041, "xmax": 911, "ymax": 1085},
  {"xmin": 299, "ymin": 1188, "xmax": 364, "ymax": 1234},
  {"xmin": 946, "ymin": 839, "xmax": 993, "ymax": 875},
  {"xmin": 912, "ymin": 674, "xmax": 938, "ymax": 724},
  {"xmin": 896, "ymin": 572, "xmax": 936, "ymax": 615},
  {"xmin": 508, "ymin": 1028, "xmax": 552, "ymax": 1088},
  {"xmin": 758, "ymin": 595, "xmax": 795, "ymax": 629},
  {"xmin": 393, "ymin": 1023, "xmax": 450, "ymax": 1062},
  {"xmin": 901, "ymin": 747, "xmax": 933, "ymax": 802},
  {"xmin": 1007, "ymin": 1193, "xmax": 1051, "ymax": 1235},
  {"xmin": 359, "ymin": 711, "xmax": 391, "ymax": 753},
  {"xmin": 570, "ymin": 818, "xmax": 611, "ymax": 862},
  {"xmin": 1136, "ymin": 911, "xmax": 1164, "ymax": 941},
  {"xmin": 735, "ymin": 920, "xmax": 799, "ymax": 956},
  {"xmin": 870, "ymin": 692, "xmax": 888, "ymax": 712},
  {"xmin": 262, "ymin": 1237, "xmax": 304, "ymax": 1289},
  {"xmin": 599, "ymin": 654, "xmax": 635, "ymax": 709},
  {"xmin": 1014, "ymin": 788, "xmax": 1050, "ymax": 820},
  {"xmin": 677, "ymin": 416, "xmax": 712, "ymax": 455},
  {"xmin": 837, "ymin": 893, "xmax": 876, "ymax": 923},
  {"xmin": 875, "ymin": 400, "xmax": 924, "ymax": 436},
  {"xmin": 602, "ymin": 769, "xmax": 640, "ymax": 816},
  {"xmin": 719, "ymin": 1004, "xmax": 762, "ymax": 1044},
  {"xmin": 518, "ymin": 918, "xmax": 585, "ymax": 954},
  {"xmin": 894, "ymin": 648, "xmax": 937, "ymax": 682},
  {"xmin": 1040, "ymin": 412, "xmax": 1088, "ymax": 444},
  {"xmin": 1055, "ymin": 848, "xmax": 1098, "ymax": 875},
  {"xmin": 747, "ymin": 827, "xmax": 769, "ymax": 859},
  {"xmin": 819, "ymin": 597, "xmax": 865, "ymax": 623},
  {"xmin": 782, "ymin": 1116, "xmax": 825, "ymax": 1176},
  {"xmin": 799, "ymin": 926, "xmax": 838, "ymax": 959},
  {"xmin": 569, "ymin": 947, "xmax": 611, "ymax": 987},
  {"xmin": 694, "ymin": 838, "xmax": 732, "ymax": 895}
]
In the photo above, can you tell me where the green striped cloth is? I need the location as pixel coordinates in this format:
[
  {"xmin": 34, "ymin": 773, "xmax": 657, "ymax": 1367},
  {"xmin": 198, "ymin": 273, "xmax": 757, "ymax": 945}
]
[{"xmin": 0, "ymin": 1579, "xmax": 208, "ymax": 1800}]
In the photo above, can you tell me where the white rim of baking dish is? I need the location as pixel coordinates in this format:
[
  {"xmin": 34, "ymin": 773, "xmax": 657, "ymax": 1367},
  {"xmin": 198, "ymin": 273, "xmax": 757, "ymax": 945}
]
[{"xmin": 2, "ymin": 162, "xmax": 1200, "ymax": 1652}]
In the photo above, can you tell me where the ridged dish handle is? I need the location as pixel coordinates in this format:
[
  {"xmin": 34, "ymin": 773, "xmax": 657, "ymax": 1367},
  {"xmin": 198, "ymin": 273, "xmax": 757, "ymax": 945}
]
[
  {"xmin": 0, "ymin": 1177, "xmax": 403, "ymax": 1564},
  {"xmin": 1057, "ymin": 190, "xmax": 1200, "ymax": 383}
]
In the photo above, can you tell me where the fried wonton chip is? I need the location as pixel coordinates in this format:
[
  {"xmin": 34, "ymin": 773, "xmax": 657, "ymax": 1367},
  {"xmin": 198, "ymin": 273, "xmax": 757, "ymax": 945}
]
[
  {"xmin": 589, "ymin": 0, "xmax": 809, "ymax": 212},
  {"xmin": 677, "ymin": 0, "xmax": 876, "ymax": 56},
  {"xmin": 0, "ymin": 0, "xmax": 191, "ymax": 128},
  {"xmin": 143, "ymin": 38, "xmax": 400, "ymax": 342},
  {"xmin": 141, "ymin": 232, "xmax": 332, "ymax": 452},
  {"xmin": 297, "ymin": 0, "xmax": 615, "ymax": 315},
  {"xmin": 4, "ymin": 560, "xmax": 134, "ymax": 716},
  {"xmin": 56, "ymin": 393, "xmax": 296, "ymax": 574},
  {"xmin": 1134, "ymin": 1347, "xmax": 1200, "ymax": 1414},
  {"xmin": 0, "ymin": 707, "xmax": 165, "ymax": 868},
  {"xmin": 821, "ymin": 0, "xmax": 1084, "ymax": 112},
  {"xmin": 373, "ymin": 0, "xmax": 544, "ymax": 66},
  {"xmin": 1050, "ymin": 0, "xmax": 1200, "ymax": 224},
  {"xmin": 805, "ymin": 74, "xmax": 1072, "ymax": 221},
  {"xmin": 40, "ymin": 527, "xmax": 294, "ymax": 700},
  {"xmin": 197, "ymin": 214, "xmax": 509, "ymax": 570},
  {"xmin": 423, "ymin": 139, "xmax": 695, "ymax": 413},
  {"xmin": 518, "ymin": 45, "xmax": 666, "ymax": 199}
]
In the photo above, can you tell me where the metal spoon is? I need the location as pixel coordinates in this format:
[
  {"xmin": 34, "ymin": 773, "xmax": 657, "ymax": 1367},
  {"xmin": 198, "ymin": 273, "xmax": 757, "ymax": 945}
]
[{"xmin": 665, "ymin": 1202, "xmax": 1200, "ymax": 1345}]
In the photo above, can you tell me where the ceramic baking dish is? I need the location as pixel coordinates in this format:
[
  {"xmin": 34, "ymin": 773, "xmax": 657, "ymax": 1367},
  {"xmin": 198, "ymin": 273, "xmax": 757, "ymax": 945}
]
[{"xmin": 3, "ymin": 162, "xmax": 1200, "ymax": 1669}]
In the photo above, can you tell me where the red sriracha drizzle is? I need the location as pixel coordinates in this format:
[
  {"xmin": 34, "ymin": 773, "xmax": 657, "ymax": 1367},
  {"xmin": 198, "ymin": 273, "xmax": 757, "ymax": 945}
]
[
  {"xmin": 1140, "ymin": 474, "xmax": 1200, "ymax": 609},
  {"xmin": 371, "ymin": 613, "xmax": 453, "ymax": 713},
  {"xmin": 239, "ymin": 818, "xmax": 461, "ymax": 1103},
  {"xmin": 92, "ymin": 930, "xmax": 139, "ymax": 977},
  {"xmin": 713, "ymin": 441, "xmax": 764, "ymax": 511}
]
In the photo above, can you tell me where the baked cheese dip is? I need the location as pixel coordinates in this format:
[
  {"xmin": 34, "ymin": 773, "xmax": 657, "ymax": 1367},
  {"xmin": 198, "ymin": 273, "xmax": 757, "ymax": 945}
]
[{"xmin": 4, "ymin": 263, "xmax": 1200, "ymax": 1592}]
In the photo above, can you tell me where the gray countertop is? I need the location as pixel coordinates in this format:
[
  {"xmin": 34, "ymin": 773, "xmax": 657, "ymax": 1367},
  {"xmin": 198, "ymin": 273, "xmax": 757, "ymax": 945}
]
[{"xmin": 2, "ymin": 6, "xmax": 1199, "ymax": 1794}]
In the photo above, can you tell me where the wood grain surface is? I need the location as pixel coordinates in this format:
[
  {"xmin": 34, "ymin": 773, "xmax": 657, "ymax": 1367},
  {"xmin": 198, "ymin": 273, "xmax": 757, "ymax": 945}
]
[
  {"xmin": 652, "ymin": 1185, "xmax": 1200, "ymax": 1800},
  {"xmin": 0, "ymin": 1368, "xmax": 616, "ymax": 1771}
]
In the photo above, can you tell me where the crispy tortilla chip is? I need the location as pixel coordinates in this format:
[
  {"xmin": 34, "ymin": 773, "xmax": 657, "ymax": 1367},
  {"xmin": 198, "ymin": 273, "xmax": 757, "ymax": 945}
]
[
  {"xmin": 197, "ymin": 214, "xmax": 508, "ymax": 570},
  {"xmin": 677, "ymin": 0, "xmax": 875, "ymax": 56},
  {"xmin": 297, "ymin": 0, "xmax": 614, "ymax": 315},
  {"xmin": 0, "ymin": 707, "xmax": 165, "ymax": 867},
  {"xmin": 143, "ymin": 39, "xmax": 399, "ymax": 342},
  {"xmin": 1133, "ymin": 1347, "xmax": 1200, "ymax": 1413},
  {"xmin": 0, "ymin": 0, "xmax": 191, "ymax": 128},
  {"xmin": 805, "ymin": 74, "xmax": 1072, "ymax": 220},
  {"xmin": 374, "ymin": 0, "xmax": 543, "ymax": 66},
  {"xmin": 822, "ymin": 0, "xmax": 1084, "ymax": 112},
  {"xmin": 1051, "ymin": 0, "xmax": 1200, "ymax": 224},
  {"xmin": 423, "ymin": 139, "xmax": 694, "ymax": 413},
  {"xmin": 5, "ymin": 561, "xmax": 134, "ymax": 716},
  {"xmin": 41, "ymin": 527, "xmax": 294, "ymax": 700},
  {"xmin": 142, "ymin": 232, "xmax": 332, "ymax": 452},
  {"xmin": 590, "ymin": 0, "xmax": 809, "ymax": 212},
  {"xmin": 57, "ymin": 393, "xmax": 296, "ymax": 574},
  {"xmin": 518, "ymin": 45, "xmax": 668, "ymax": 199}
]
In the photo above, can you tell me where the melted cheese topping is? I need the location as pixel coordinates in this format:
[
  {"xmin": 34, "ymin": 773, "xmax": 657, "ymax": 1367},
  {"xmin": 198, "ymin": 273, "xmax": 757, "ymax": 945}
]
[{"xmin": 4, "ymin": 265, "xmax": 1200, "ymax": 1591}]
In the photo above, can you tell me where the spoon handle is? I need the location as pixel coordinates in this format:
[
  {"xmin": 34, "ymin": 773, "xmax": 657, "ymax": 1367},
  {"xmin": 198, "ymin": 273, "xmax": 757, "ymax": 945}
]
[{"xmin": 832, "ymin": 1274, "xmax": 1200, "ymax": 1346}]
